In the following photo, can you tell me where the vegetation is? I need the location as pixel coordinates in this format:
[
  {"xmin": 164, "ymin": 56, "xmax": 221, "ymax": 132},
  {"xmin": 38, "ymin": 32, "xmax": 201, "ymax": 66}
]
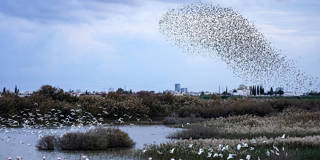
[
  {"xmin": 1, "ymin": 85, "xmax": 320, "ymax": 127},
  {"xmin": 170, "ymin": 108, "xmax": 320, "ymax": 139},
  {"xmin": 149, "ymin": 108, "xmax": 320, "ymax": 160},
  {"xmin": 37, "ymin": 128, "xmax": 135, "ymax": 150},
  {"xmin": 138, "ymin": 140, "xmax": 320, "ymax": 160}
]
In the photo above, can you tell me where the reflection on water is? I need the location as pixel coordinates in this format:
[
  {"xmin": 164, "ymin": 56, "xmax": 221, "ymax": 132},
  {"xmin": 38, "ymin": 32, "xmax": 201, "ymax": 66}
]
[{"xmin": 0, "ymin": 125, "xmax": 180, "ymax": 160}]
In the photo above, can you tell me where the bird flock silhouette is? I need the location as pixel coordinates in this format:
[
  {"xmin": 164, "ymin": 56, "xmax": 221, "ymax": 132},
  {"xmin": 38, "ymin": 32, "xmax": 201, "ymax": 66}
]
[{"xmin": 159, "ymin": 3, "xmax": 318, "ymax": 93}]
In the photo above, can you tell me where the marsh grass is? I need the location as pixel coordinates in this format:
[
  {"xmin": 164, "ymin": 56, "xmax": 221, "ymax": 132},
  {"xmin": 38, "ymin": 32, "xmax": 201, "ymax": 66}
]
[
  {"xmin": 163, "ymin": 115, "xmax": 205, "ymax": 125},
  {"xmin": 139, "ymin": 141, "xmax": 292, "ymax": 160},
  {"xmin": 37, "ymin": 128, "xmax": 135, "ymax": 150},
  {"xmin": 139, "ymin": 140, "xmax": 320, "ymax": 160},
  {"xmin": 171, "ymin": 108, "xmax": 320, "ymax": 139}
]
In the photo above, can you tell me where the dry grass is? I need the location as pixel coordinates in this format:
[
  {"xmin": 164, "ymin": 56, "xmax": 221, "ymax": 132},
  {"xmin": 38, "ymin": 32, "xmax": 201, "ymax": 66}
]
[
  {"xmin": 171, "ymin": 108, "xmax": 320, "ymax": 139},
  {"xmin": 139, "ymin": 137, "xmax": 320, "ymax": 160},
  {"xmin": 177, "ymin": 136, "xmax": 320, "ymax": 148},
  {"xmin": 143, "ymin": 107, "xmax": 320, "ymax": 159}
]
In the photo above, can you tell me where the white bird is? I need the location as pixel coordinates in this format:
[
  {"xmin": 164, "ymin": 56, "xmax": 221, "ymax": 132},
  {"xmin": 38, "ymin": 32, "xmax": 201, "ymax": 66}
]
[
  {"xmin": 222, "ymin": 145, "xmax": 229, "ymax": 151},
  {"xmin": 213, "ymin": 153, "xmax": 218, "ymax": 157},
  {"xmin": 218, "ymin": 144, "xmax": 223, "ymax": 150},
  {"xmin": 148, "ymin": 157, "xmax": 152, "ymax": 160},
  {"xmin": 250, "ymin": 147, "xmax": 254, "ymax": 150},
  {"xmin": 242, "ymin": 142, "xmax": 248, "ymax": 147},
  {"xmin": 207, "ymin": 152, "xmax": 212, "ymax": 158},
  {"xmin": 170, "ymin": 148, "xmax": 175, "ymax": 154},
  {"xmin": 198, "ymin": 148, "xmax": 204, "ymax": 155},
  {"xmin": 246, "ymin": 154, "xmax": 251, "ymax": 160},
  {"xmin": 270, "ymin": 150, "xmax": 275, "ymax": 154},
  {"xmin": 227, "ymin": 154, "xmax": 235, "ymax": 159},
  {"xmin": 188, "ymin": 144, "xmax": 193, "ymax": 148},
  {"xmin": 237, "ymin": 144, "xmax": 241, "ymax": 150},
  {"xmin": 266, "ymin": 150, "xmax": 270, "ymax": 157},
  {"xmin": 281, "ymin": 134, "xmax": 286, "ymax": 139}
]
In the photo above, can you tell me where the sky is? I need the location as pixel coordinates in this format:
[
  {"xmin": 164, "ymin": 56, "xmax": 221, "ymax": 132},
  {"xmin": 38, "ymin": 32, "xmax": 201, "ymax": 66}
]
[{"xmin": 0, "ymin": 0, "xmax": 319, "ymax": 92}]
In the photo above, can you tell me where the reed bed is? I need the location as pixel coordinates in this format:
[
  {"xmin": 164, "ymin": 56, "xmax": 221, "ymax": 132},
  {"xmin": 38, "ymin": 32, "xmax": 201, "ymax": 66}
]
[{"xmin": 171, "ymin": 108, "xmax": 320, "ymax": 139}]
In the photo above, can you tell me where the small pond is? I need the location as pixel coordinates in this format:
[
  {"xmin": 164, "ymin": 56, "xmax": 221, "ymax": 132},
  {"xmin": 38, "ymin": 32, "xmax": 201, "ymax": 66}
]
[{"xmin": 0, "ymin": 125, "xmax": 181, "ymax": 160}]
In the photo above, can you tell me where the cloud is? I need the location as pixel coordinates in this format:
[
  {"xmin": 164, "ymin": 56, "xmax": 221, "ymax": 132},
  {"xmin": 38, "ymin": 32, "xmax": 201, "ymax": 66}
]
[
  {"xmin": 0, "ymin": 0, "xmax": 319, "ymax": 91},
  {"xmin": 257, "ymin": 24, "xmax": 297, "ymax": 35},
  {"xmin": 0, "ymin": 0, "xmax": 179, "ymax": 61}
]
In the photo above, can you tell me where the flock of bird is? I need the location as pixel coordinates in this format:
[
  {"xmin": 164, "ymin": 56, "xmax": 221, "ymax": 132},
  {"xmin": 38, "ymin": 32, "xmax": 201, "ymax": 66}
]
[
  {"xmin": 144, "ymin": 137, "xmax": 287, "ymax": 160},
  {"xmin": 5, "ymin": 155, "xmax": 89, "ymax": 160},
  {"xmin": 0, "ymin": 107, "xmax": 137, "ymax": 160},
  {"xmin": 0, "ymin": 107, "xmax": 135, "ymax": 128},
  {"xmin": 159, "ymin": 2, "xmax": 318, "ymax": 92}
]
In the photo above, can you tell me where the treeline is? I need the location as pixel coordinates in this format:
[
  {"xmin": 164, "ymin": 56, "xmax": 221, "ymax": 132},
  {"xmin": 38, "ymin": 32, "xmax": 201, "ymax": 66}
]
[
  {"xmin": 0, "ymin": 85, "xmax": 320, "ymax": 126},
  {"xmin": 249, "ymin": 85, "xmax": 284, "ymax": 96},
  {"xmin": 0, "ymin": 85, "xmax": 201, "ymax": 123}
]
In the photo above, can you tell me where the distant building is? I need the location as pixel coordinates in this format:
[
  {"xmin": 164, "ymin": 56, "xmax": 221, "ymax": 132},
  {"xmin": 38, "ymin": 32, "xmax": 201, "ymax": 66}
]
[
  {"xmin": 18, "ymin": 91, "xmax": 32, "ymax": 97},
  {"xmin": 238, "ymin": 84, "xmax": 247, "ymax": 90},
  {"xmin": 175, "ymin": 83, "xmax": 181, "ymax": 92},
  {"xmin": 181, "ymin": 88, "xmax": 188, "ymax": 93},
  {"xmin": 233, "ymin": 84, "xmax": 250, "ymax": 96},
  {"xmin": 187, "ymin": 92, "xmax": 201, "ymax": 96}
]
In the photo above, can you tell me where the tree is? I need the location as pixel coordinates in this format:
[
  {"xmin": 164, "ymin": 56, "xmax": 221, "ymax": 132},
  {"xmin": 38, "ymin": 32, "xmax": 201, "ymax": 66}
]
[
  {"xmin": 2, "ymin": 87, "xmax": 6, "ymax": 95},
  {"xmin": 252, "ymin": 86, "xmax": 256, "ymax": 96},
  {"xmin": 270, "ymin": 87, "xmax": 274, "ymax": 96},
  {"xmin": 14, "ymin": 85, "xmax": 19, "ymax": 95},
  {"xmin": 116, "ymin": 88, "xmax": 124, "ymax": 94},
  {"xmin": 260, "ymin": 86, "xmax": 264, "ymax": 95},
  {"xmin": 278, "ymin": 89, "xmax": 284, "ymax": 96}
]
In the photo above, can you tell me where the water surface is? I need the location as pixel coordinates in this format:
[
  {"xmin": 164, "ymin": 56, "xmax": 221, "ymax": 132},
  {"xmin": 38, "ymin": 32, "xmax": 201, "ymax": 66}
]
[{"xmin": 0, "ymin": 125, "xmax": 180, "ymax": 160}]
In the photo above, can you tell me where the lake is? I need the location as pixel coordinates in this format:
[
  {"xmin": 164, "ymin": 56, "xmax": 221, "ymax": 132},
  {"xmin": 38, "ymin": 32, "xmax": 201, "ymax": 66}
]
[{"xmin": 0, "ymin": 125, "xmax": 181, "ymax": 160}]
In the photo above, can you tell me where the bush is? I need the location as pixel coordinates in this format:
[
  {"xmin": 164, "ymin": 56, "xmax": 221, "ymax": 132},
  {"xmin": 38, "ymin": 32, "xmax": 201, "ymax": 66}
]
[
  {"xmin": 37, "ymin": 135, "xmax": 57, "ymax": 150},
  {"xmin": 37, "ymin": 128, "xmax": 135, "ymax": 150}
]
